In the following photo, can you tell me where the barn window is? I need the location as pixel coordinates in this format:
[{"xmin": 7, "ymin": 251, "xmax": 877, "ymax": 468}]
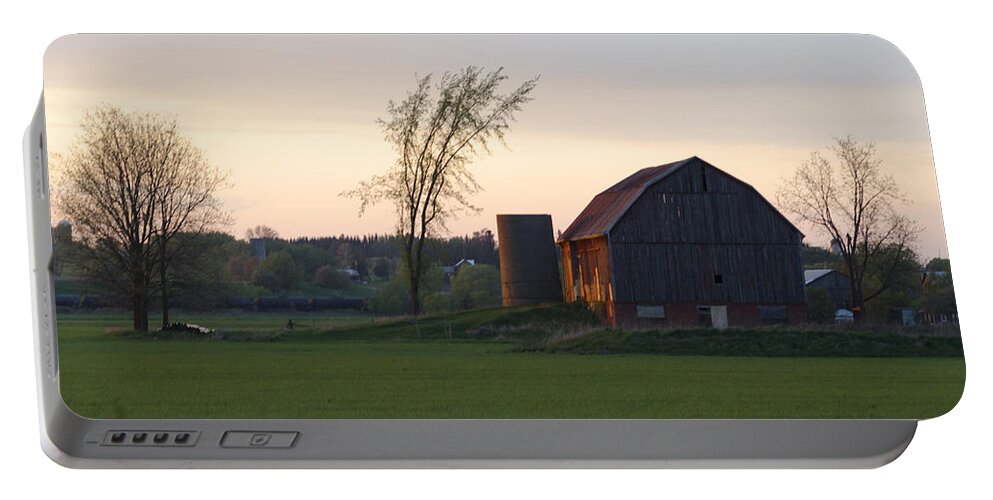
[
  {"xmin": 636, "ymin": 304, "xmax": 665, "ymax": 319},
  {"xmin": 759, "ymin": 306, "xmax": 788, "ymax": 324},
  {"xmin": 713, "ymin": 274, "xmax": 724, "ymax": 285}
]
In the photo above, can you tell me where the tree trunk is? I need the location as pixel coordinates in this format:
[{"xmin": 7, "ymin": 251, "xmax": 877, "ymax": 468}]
[
  {"xmin": 846, "ymin": 258, "xmax": 865, "ymax": 323},
  {"xmin": 132, "ymin": 287, "xmax": 149, "ymax": 332},
  {"xmin": 160, "ymin": 257, "xmax": 170, "ymax": 328},
  {"xmin": 130, "ymin": 263, "xmax": 150, "ymax": 331},
  {"xmin": 409, "ymin": 272, "xmax": 421, "ymax": 316},
  {"xmin": 404, "ymin": 235, "xmax": 423, "ymax": 316},
  {"xmin": 851, "ymin": 285, "xmax": 865, "ymax": 323},
  {"xmin": 159, "ymin": 240, "xmax": 170, "ymax": 328},
  {"xmin": 414, "ymin": 232, "xmax": 430, "ymax": 316}
]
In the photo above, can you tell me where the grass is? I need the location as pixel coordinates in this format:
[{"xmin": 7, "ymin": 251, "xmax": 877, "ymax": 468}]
[
  {"xmin": 530, "ymin": 328, "xmax": 966, "ymax": 357},
  {"xmin": 55, "ymin": 305, "xmax": 966, "ymax": 420}
]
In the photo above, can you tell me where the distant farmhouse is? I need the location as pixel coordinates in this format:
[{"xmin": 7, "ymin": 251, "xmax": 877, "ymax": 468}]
[
  {"xmin": 557, "ymin": 157, "xmax": 807, "ymax": 326},
  {"xmin": 443, "ymin": 258, "xmax": 476, "ymax": 281},
  {"xmin": 804, "ymin": 269, "xmax": 852, "ymax": 311}
]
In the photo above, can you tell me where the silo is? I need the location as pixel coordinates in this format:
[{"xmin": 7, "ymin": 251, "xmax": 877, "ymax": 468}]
[
  {"xmin": 496, "ymin": 214, "xmax": 563, "ymax": 306},
  {"xmin": 249, "ymin": 238, "xmax": 268, "ymax": 261}
]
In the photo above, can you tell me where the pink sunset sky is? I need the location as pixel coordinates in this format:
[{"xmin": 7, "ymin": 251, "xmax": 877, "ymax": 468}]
[{"xmin": 43, "ymin": 34, "xmax": 949, "ymax": 258}]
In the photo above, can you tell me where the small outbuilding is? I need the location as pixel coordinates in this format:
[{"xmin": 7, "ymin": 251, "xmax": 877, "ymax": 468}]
[
  {"xmin": 557, "ymin": 156, "xmax": 807, "ymax": 326},
  {"xmin": 804, "ymin": 269, "xmax": 852, "ymax": 311}
]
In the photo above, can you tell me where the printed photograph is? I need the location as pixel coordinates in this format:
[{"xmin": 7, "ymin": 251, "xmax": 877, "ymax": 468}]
[{"xmin": 44, "ymin": 34, "xmax": 963, "ymax": 419}]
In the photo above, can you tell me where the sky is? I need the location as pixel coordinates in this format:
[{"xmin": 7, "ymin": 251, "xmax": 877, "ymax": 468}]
[{"xmin": 43, "ymin": 34, "xmax": 949, "ymax": 258}]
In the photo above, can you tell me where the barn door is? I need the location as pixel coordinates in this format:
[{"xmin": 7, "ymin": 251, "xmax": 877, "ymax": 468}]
[
  {"xmin": 710, "ymin": 306, "xmax": 729, "ymax": 329},
  {"xmin": 697, "ymin": 306, "xmax": 712, "ymax": 326}
]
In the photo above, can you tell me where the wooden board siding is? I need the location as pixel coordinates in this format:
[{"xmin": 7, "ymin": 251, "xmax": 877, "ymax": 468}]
[
  {"xmin": 609, "ymin": 164, "xmax": 801, "ymax": 246},
  {"xmin": 610, "ymin": 243, "xmax": 806, "ymax": 304},
  {"xmin": 560, "ymin": 241, "xmax": 576, "ymax": 302},
  {"xmin": 558, "ymin": 236, "xmax": 615, "ymax": 321},
  {"xmin": 609, "ymin": 161, "xmax": 806, "ymax": 306}
]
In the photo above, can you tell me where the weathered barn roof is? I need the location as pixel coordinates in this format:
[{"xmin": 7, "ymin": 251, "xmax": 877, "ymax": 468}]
[
  {"xmin": 558, "ymin": 158, "xmax": 693, "ymax": 242},
  {"xmin": 557, "ymin": 156, "xmax": 802, "ymax": 242}
]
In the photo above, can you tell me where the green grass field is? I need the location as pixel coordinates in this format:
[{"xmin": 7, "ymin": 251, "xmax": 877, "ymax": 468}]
[{"xmin": 55, "ymin": 306, "xmax": 965, "ymax": 420}]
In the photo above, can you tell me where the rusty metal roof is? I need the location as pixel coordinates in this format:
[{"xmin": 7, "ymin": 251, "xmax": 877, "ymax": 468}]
[{"xmin": 557, "ymin": 157, "xmax": 695, "ymax": 242}]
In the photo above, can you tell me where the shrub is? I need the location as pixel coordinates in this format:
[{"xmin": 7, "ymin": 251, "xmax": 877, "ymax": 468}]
[
  {"xmin": 372, "ymin": 258, "xmax": 394, "ymax": 280},
  {"xmin": 253, "ymin": 251, "xmax": 303, "ymax": 291},
  {"xmin": 314, "ymin": 265, "xmax": 351, "ymax": 289},
  {"xmin": 423, "ymin": 291, "xmax": 453, "ymax": 314},
  {"xmin": 450, "ymin": 264, "xmax": 501, "ymax": 310},
  {"xmin": 369, "ymin": 262, "xmax": 443, "ymax": 315},
  {"xmin": 368, "ymin": 273, "xmax": 410, "ymax": 314},
  {"xmin": 284, "ymin": 244, "xmax": 334, "ymax": 278},
  {"xmin": 806, "ymin": 287, "xmax": 836, "ymax": 324}
]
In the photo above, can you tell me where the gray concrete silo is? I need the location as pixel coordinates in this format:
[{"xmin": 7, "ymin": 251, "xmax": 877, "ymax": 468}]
[
  {"xmin": 249, "ymin": 238, "xmax": 268, "ymax": 261},
  {"xmin": 496, "ymin": 214, "xmax": 563, "ymax": 306}
]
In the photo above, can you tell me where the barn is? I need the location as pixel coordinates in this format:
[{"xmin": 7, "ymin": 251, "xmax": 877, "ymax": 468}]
[{"xmin": 557, "ymin": 156, "xmax": 807, "ymax": 326}]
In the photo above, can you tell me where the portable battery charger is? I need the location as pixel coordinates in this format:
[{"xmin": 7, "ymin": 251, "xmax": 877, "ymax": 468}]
[{"xmin": 25, "ymin": 34, "xmax": 964, "ymax": 468}]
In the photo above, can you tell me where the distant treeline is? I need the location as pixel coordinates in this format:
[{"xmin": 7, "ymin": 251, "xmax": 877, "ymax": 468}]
[
  {"xmin": 52, "ymin": 223, "xmax": 501, "ymax": 314},
  {"xmin": 56, "ymin": 294, "xmax": 367, "ymax": 312},
  {"xmin": 282, "ymin": 229, "xmax": 499, "ymax": 267}
]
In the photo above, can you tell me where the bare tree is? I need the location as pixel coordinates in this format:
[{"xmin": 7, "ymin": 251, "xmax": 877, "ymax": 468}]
[
  {"xmin": 244, "ymin": 224, "xmax": 280, "ymax": 241},
  {"xmin": 54, "ymin": 105, "xmax": 229, "ymax": 331},
  {"xmin": 777, "ymin": 135, "xmax": 920, "ymax": 321},
  {"xmin": 152, "ymin": 128, "xmax": 231, "ymax": 327},
  {"xmin": 343, "ymin": 66, "xmax": 538, "ymax": 315}
]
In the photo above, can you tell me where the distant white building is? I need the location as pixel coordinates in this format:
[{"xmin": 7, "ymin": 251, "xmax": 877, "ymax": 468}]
[
  {"xmin": 830, "ymin": 238, "xmax": 843, "ymax": 255},
  {"xmin": 443, "ymin": 259, "xmax": 476, "ymax": 280}
]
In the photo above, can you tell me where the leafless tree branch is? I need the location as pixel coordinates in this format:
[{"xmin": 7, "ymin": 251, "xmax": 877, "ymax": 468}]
[
  {"xmin": 776, "ymin": 135, "xmax": 921, "ymax": 321},
  {"xmin": 342, "ymin": 67, "xmax": 538, "ymax": 315}
]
